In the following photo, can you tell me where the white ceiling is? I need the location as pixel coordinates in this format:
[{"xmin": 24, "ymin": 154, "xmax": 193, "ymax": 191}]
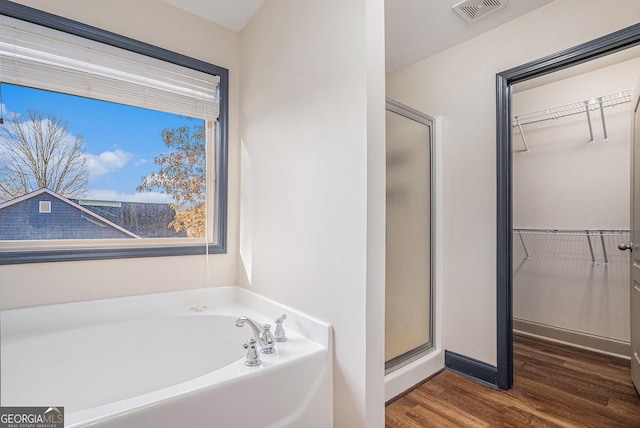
[
  {"xmin": 160, "ymin": 0, "xmax": 265, "ymax": 33},
  {"xmin": 162, "ymin": 0, "xmax": 555, "ymax": 72},
  {"xmin": 385, "ymin": 0, "xmax": 554, "ymax": 72}
]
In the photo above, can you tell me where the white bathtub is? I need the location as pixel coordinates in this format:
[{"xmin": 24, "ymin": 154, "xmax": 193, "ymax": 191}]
[{"xmin": 0, "ymin": 286, "xmax": 333, "ymax": 427}]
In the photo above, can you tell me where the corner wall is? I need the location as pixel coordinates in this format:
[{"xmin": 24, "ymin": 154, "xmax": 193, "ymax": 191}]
[
  {"xmin": 386, "ymin": 0, "xmax": 640, "ymax": 366},
  {"xmin": 238, "ymin": 0, "xmax": 386, "ymax": 426},
  {"xmin": 0, "ymin": 0, "xmax": 241, "ymax": 308}
]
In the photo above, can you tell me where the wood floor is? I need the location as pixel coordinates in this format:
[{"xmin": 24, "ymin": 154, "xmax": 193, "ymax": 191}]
[{"xmin": 386, "ymin": 334, "xmax": 640, "ymax": 427}]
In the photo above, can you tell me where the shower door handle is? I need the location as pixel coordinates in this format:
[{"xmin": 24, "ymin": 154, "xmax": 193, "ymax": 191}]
[{"xmin": 618, "ymin": 243, "xmax": 633, "ymax": 251}]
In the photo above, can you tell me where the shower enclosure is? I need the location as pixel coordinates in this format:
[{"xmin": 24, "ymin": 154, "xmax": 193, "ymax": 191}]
[{"xmin": 385, "ymin": 99, "xmax": 434, "ymax": 372}]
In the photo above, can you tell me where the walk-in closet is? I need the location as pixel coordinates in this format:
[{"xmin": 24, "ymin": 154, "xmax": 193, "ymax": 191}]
[{"xmin": 512, "ymin": 49, "xmax": 640, "ymax": 357}]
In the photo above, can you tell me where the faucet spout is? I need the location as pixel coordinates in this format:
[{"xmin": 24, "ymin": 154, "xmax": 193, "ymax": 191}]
[{"xmin": 235, "ymin": 316, "xmax": 263, "ymax": 341}]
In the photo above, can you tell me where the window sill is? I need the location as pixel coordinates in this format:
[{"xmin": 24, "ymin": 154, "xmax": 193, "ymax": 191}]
[{"xmin": 0, "ymin": 244, "xmax": 225, "ymax": 265}]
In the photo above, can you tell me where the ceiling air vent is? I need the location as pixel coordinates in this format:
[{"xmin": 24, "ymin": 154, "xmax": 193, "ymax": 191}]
[{"xmin": 453, "ymin": 0, "xmax": 509, "ymax": 24}]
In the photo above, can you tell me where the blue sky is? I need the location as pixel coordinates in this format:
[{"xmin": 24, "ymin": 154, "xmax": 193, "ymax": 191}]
[{"xmin": 2, "ymin": 84, "xmax": 202, "ymax": 203}]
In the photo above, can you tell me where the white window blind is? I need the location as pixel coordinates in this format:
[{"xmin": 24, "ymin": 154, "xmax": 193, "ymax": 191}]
[{"xmin": 0, "ymin": 16, "xmax": 220, "ymax": 120}]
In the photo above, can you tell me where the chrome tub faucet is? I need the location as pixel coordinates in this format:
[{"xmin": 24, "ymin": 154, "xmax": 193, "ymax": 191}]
[{"xmin": 235, "ymin": 316, "xmax": 275, "ymax": 354}]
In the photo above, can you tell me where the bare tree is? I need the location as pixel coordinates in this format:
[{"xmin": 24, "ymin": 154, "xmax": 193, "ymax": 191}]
[{"xmin": 0, "ymin": 110, "xmax": 89, "ymax": 201}]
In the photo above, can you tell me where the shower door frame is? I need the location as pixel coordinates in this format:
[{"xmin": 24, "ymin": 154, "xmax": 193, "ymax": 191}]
[
  {"xmin": 384, "ymin": 98, "xmax": 436, "ymax": 373},
  {"xmin": 495, "ymin": 23, "xmax": 640, "ymax": 390}
]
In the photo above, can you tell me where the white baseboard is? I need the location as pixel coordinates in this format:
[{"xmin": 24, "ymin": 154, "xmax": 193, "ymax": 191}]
[{"xmin": 385, "ymin": 348, "xmax": 444, "ymax": 402}]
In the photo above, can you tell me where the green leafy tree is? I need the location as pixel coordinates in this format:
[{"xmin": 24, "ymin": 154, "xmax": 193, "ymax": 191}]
[
  {"xmin": 137, "ymin": 123, "xmax": 206, "ymax": 237},
  {"xmin": 0, "ymin": 110, "xmax": 89, "ymax": 201}
]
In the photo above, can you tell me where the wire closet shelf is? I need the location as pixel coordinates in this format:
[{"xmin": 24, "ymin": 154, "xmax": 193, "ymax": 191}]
[
  {"xmin": 512, "ymin": 89, "xmax": 632, "ymax": 152},
  {"xmin": 513, "ymin": 227, "xmax": 630, "ymax": 266},
  {"xmin": 513, "ymin": 90, "xmax": 631, "ymax": 126}
]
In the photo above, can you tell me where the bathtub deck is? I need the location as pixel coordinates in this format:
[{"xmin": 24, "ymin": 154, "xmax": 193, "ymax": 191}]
[{"xmin": 1, "ymin": 286, "xmax": 333, "ymax": 428}]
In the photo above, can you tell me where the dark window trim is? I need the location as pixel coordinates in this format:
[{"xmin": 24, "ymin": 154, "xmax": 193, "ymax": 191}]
[
  {"xmin": 0, "ymin": 0, "xmax": 228, "ymax": 265},
  {"xmin": 496, "ymin": 22, "xmax": 640, "ymax": 390}
]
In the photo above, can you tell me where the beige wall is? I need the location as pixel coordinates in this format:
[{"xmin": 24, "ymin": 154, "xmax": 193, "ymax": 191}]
[
  {"xmin": 239, "ymin": 1, "xmax": 386, "ymax": 426},
  {"xmin": 3, "ymin": 0, "xmax": 387, "ymax": 426},
  {"xmin": 0, "ymin": 0, "xmax": 241, "ymax": 308},
  {"xmin": 386, "ymin": 0, "xmax": 640, "ymax": 365}
]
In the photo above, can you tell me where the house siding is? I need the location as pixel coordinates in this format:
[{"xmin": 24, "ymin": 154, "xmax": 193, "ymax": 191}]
[{"xmin": 0, "ymin": 194, "xmax": 134, "ymax": 240}]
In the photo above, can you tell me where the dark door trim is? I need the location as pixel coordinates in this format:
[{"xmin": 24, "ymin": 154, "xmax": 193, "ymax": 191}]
[{"xmin": 496, "ymin": 22, "xmax": 640, "ymax": 390}]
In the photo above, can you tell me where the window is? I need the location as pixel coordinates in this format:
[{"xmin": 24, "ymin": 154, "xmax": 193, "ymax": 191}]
[
  {"xmin": 0, "ymin": 4, "xmax": 228, "ymax": 264},
  {"xmin": 38, "ymin": 201, "xmax": 51, "ymax": 214}
]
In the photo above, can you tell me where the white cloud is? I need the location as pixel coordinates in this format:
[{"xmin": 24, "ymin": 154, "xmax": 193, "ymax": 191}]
[
  {"xmin": 134, "ymin": 158, "xmax": 149, "ymax": 166},
  {"xmin": 85, "ymin": 189, "xmax": 174, "ymax": 204},
  {"xmin": 85, "ymin": 149, "xmax": 133, "ymax": 178}
]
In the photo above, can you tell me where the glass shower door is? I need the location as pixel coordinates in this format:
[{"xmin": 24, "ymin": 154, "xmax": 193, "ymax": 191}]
[{"xmin": 385, "ymin": 100, "xmax": 433, "ymax": 372}]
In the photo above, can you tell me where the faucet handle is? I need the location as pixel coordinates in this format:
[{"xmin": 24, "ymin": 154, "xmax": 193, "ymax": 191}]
[
  {"xmin": 274, "ymin": 314, "xmax": 287, "ymax": 342},
  {"xmin": 242, "ymin": 338, "xmax": 262, "ymax": 367},
  {"xmin": 259, "ymin": 324, "xmax": 276, "ymax": 354}
]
